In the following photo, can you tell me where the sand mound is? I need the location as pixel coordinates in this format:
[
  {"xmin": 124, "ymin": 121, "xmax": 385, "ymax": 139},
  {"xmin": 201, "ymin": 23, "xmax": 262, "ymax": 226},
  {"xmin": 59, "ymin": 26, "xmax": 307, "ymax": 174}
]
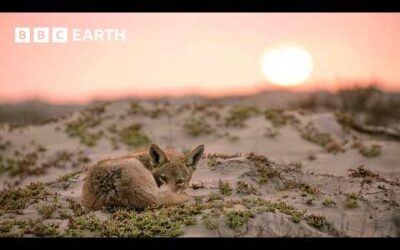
[{"xmin": 0, "ymin": 100, "xmax": 399, "ymax": 237}]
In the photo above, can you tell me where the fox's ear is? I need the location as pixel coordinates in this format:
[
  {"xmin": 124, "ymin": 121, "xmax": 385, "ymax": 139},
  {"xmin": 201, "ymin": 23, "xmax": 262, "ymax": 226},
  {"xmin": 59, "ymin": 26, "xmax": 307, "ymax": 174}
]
[
  {"xmin": 149, "ymin": 144, "xmax": 167, "ymax": 165},
  {"xmin": 185, "ymin": 145, "xmax": 205, "ymax": 169}
]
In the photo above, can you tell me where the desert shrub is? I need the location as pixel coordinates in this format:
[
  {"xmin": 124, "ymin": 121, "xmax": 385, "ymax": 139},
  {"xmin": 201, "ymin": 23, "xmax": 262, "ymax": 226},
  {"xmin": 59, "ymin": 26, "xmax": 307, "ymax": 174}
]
[
  {"xmin": 359, "ymin": 144, "xmax": 381, "ymax": 158},
  {"xmin": 0, "ymin": 182, "xmax": 49, "ymax": 212},
  {"xmin": 118, "ymin": 124, "xmax": 151, "ymax": 147},
  {"xmin": 344, "ymin": 193, "xmax": 359, "ymax": 209},
  {"xmin": 322, "ymin": 197, "xmax": 336, "ymax": 207},
  {"xmin": 224, "ymin": 210, "xmax": 254, "ymax": 229},
  {"xmin": 236, "ymin": 181, "xmax": 258, "ymax": 195},
  {"xmin": 183, "ymin": 117, "xmax": 213, "ymax": 137},
  {"xmin": 339, "ymin": 85, "xmax": 400, "ymax": 126},
  {"xmin": 298, "ymin": 122, "xmax": 343, "ymax": 154},
  {"xmin": 225, "ymin": 106, "xmax": 260, "ymax": 127},
  {"xmin": 218, "ymin": 180, "xmax": 233, "ymax": 196},
  {"xmin": 64, "ymin": 103, "xmax": 108, "ymax": 147},
  {"xmin": 348, "ymin": 165, "xmax": 379, "ymax": 179},
  {"xmin": 264, "ymin": 109, "xmax": 296, "ymax": 128}
]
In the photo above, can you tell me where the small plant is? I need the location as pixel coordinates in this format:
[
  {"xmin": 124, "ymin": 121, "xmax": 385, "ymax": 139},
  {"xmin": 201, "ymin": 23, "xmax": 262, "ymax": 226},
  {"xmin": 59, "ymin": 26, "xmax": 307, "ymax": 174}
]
[
  {"xmin": 359, "ymin": 144, "xmax": 381, "ymax": 158},
  {"xmin": 348, "ymin": 165, "xmax": 379, "ymax": 179},
  {"xmin": 305, "ymin": 198, "xmax": 314, "ymax": 206},
  {"xmin": 264, "ymin": 109, "xmax": 296, "ymax": 128},
  {"xmin": 246, "ymin": 153, "xmax": 279, "ymax": 184},
  {"xmin": 225, "ymin": 106, "xmax": 260, "ymax": 128},
  {"xmin": 322, "ymin": 197, "xmax": 336, "ymax": 207},
  {"xmin": 224, "ymin": 210, "xmax": 254, "ymax": 229},
  {"xmin": 207, "ymin": 193, "xmax": 223, "ymax": 202},
  {"xmin": 202, "ymin": 214, "xmax": 219, "ymax": 230},
  {"xmin": 236, "ymin": 181, "xmax": 258, "ymax": 195},
  {"xmin": 23, "ymin": 220, "xmax": 60, "ymax": 237},
  {"xmin": 218, "ymin": 180, "xmax": 233, "ymax": 196},
  {"xmin": 207, "ymin": 158, "xmax": 220, "ymax": 169},
  {"xmin": 64, "ymin": 103, "xmax": 107, "ymax": 147},
  {"xmin": 118, "ymin": 124, "xmax": 151, "ymax": 148},
  {"xmin": 0, "ymin": 182, "xmax": 48, "ymax": 212},
  {"xmin": 299, "ymin": 183, "xmax": 319, "ymax": 195},
  {"xmin": 183, "ymin": 117, "xmax": 213, "ymax": 137},
  {"xmin": 305, "ymin": 214, "xmax": 332, "ymax": 231},
  {"xmin": 129, "ymin": 101, "xmax": 145, "ymax": 114},
  {"xmin": 344, "ymin": 193, "xmax": 359, "ymax": 209},
  {"xmin": 298, "ymin": 122, "xmax": 343, "ymax": 154},
  {"xmin": 37, "ymin": 203, "xmax": 58, "ymax": 219},
  {"xmin": 57, "ymin": 171, "xmax": 80, "ymax": 183}
]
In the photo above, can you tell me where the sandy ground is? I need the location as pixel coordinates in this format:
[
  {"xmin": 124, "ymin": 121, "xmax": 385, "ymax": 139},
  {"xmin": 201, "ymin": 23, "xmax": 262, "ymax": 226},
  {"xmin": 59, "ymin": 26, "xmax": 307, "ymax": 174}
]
[{"xmin": 0, "ymin": 100, "xmax": 399, "ymax": 237}]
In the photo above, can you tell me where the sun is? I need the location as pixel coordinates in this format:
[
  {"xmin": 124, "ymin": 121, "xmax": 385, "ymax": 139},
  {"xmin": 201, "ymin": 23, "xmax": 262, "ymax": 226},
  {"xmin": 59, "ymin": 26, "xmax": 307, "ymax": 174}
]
[{"xmin": 261, "ymin": 45, "xmax": 313, "ymax": 87}]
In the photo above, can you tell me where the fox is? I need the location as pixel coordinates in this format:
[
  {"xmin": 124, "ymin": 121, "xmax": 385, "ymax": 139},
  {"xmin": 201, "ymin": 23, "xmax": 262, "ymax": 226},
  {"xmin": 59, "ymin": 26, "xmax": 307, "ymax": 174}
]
[{"xmin": 81, "ymin": 144, "xmax": 205, "ymax": 211}]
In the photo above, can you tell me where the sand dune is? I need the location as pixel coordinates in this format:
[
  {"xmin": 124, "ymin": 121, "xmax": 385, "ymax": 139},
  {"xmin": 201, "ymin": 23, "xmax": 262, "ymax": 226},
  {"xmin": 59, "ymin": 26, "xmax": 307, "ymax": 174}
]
[{"xmin": 0, "ymin": 100, "xmax": 399, "ymax": 237}]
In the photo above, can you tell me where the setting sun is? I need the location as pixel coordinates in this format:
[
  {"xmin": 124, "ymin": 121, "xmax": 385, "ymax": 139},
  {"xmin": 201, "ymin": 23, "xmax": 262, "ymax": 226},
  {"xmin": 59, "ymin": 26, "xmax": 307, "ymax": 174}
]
[{"xmin": 261, "ymin": 45, "xmax": 313, "ymax": 87}]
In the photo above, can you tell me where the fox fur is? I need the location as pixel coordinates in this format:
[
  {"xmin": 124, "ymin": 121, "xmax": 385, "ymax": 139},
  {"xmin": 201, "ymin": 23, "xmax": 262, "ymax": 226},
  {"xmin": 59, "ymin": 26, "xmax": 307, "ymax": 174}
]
[{"xmin": 81, "ymin": 144, "xmax": 204, "ymax": 211}]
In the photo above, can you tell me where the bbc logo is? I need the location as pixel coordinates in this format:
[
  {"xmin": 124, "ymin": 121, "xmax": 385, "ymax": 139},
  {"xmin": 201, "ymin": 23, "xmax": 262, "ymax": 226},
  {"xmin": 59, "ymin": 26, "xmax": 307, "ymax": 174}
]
[{"xmin": 15, "ymin": 27, "xmax": 68, "ymax": 43}]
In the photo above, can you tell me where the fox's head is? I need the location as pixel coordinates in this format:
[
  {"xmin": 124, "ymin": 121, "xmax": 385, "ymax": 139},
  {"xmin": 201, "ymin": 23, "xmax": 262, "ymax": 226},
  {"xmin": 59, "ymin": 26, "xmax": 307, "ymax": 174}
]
[{"xmin": 149, "ymin": 144, "xmax": 204, "ymax": 193}]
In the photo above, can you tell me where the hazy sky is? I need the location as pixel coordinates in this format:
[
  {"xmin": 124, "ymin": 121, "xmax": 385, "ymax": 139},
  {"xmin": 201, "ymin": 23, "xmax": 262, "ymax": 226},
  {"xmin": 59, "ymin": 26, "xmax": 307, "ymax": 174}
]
[{"xmin": 1, "ymin": 13, "xmax": 400, "ymax": 103}]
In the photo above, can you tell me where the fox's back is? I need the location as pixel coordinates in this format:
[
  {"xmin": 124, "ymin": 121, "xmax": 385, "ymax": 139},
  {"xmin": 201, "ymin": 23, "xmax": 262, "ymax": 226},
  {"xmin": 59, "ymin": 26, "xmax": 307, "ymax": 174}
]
[{"xmin": 82, "ymin": 157, "xmax": 159, "ymax": 210}]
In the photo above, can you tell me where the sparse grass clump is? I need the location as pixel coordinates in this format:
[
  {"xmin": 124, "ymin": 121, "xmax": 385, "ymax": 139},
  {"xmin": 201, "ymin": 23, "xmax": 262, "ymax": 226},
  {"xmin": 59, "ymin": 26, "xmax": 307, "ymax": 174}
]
[
  {"xmin": 2, "ymin": 151, "xmax": 40, "ymax": 177},
  {"xmin": 0, "ymin": 182, "xmax": 49, "ymax": 212},
  {"xmin": 118, "ymin": 124, "xmax": 151, "ymax": 148},
  {"xmin": 298, "ymin": 122, "xmax": 343, "ymax": 154},
  {"xmin": 322, "ymin": 197, "xmax": 336, "ymax": 207},
  {"xmin": 207, "ymin": 153, "xmax": 242, "ymax": 160},
  {"xmin": 224, "ymin": 210, "xmax": 254, "ymax": 229},
  {"xmin": 65, "ymin": 103, "xmax": 108, "ymax": 147},
  {"xmin": 348, "ymin": 165, "xmax": 379, "ymax": 179},
  {"xmin": 37, "ymin": 203, "xmax": 58, "ymax": 219},
  {"xmin": 305, "ymin": 198, "xmax": 314, "ymax": 206},
  {"xmin": 67, "ymin": 198, "xmax": 86, "ymax": 217},
  {"xmin": 207, "ymin": 158, "xmax": 220, "ymax": 169},
  {"xmin": 264, "ymin": 109, "xmax": 296, "ymax": 128},
  {"xmin": 236, "ymin": 181, "xmax": 258, "ymax": 195},
  {"xmin": 183, "ymin": 117, "xmax": 213, "ymax": 137},
  {"xmin": 344, "ymin": 193, "xmax": 359, "ymax": 209},
  {"xmin": 0, "ymin": 219, "xmax": 59, "ymax": 237},
  {"xmin": 23, "ymin": 220, "xmax": 60, "ymax": 237},
  {"xmin": 218, "ymin": 180, "xmax": 233, "ymax": 196},
  {"xmin": 207, "ymin": 193, "xmax": 223, "ymax": 202},
  {"xmin": 305, "ymin": 214, "xmax": 333, "ymax": 231},
  {"xmin": 69, "ymin": 204, "xmax": 203, "ymax": 237},
  {"xmin": 338, "ymin": 85, "xmax": 400, "ymax": 127},
  {"xmin": 202, "ymin": 214, "xmax": 219, "ymax": 230},
  {"xmin": 298, "ymin": 183, "xmax": 319, "ymax": 195},
  {"xmin": 246, "ymin": 153, "xmax": 279, "ymax": 184},
  {"xmin": 57, "ymin": 171, "xmax": 81, "ymax": 183},
  {"xmin": 0, "ymin": 190, "xmax": 341, "ymax": 237},
  {"xmin": 225, "ymin": 106, "xmax": 260, "ymax": 128},
  {"xmin": 129, "ymin": 101, "xmax": 146, "ymax": 114},
  {"xmin": 359, "ymin": 144, "xmax": 382, "ymax": 158},
  {"xmin": 67, "ymin": 214, "xmax": 103, "ymax": 233},
  {"xmin": 2, "ymin": 149, "xmax": 89, "ymax": 181}
]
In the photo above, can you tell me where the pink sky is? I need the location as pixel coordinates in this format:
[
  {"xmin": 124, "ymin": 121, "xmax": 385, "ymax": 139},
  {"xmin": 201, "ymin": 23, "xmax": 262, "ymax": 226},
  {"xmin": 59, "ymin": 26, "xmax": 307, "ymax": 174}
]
[{"xmin": 1, "ymin": 13, "xmax": 400, "ymax": 104}]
